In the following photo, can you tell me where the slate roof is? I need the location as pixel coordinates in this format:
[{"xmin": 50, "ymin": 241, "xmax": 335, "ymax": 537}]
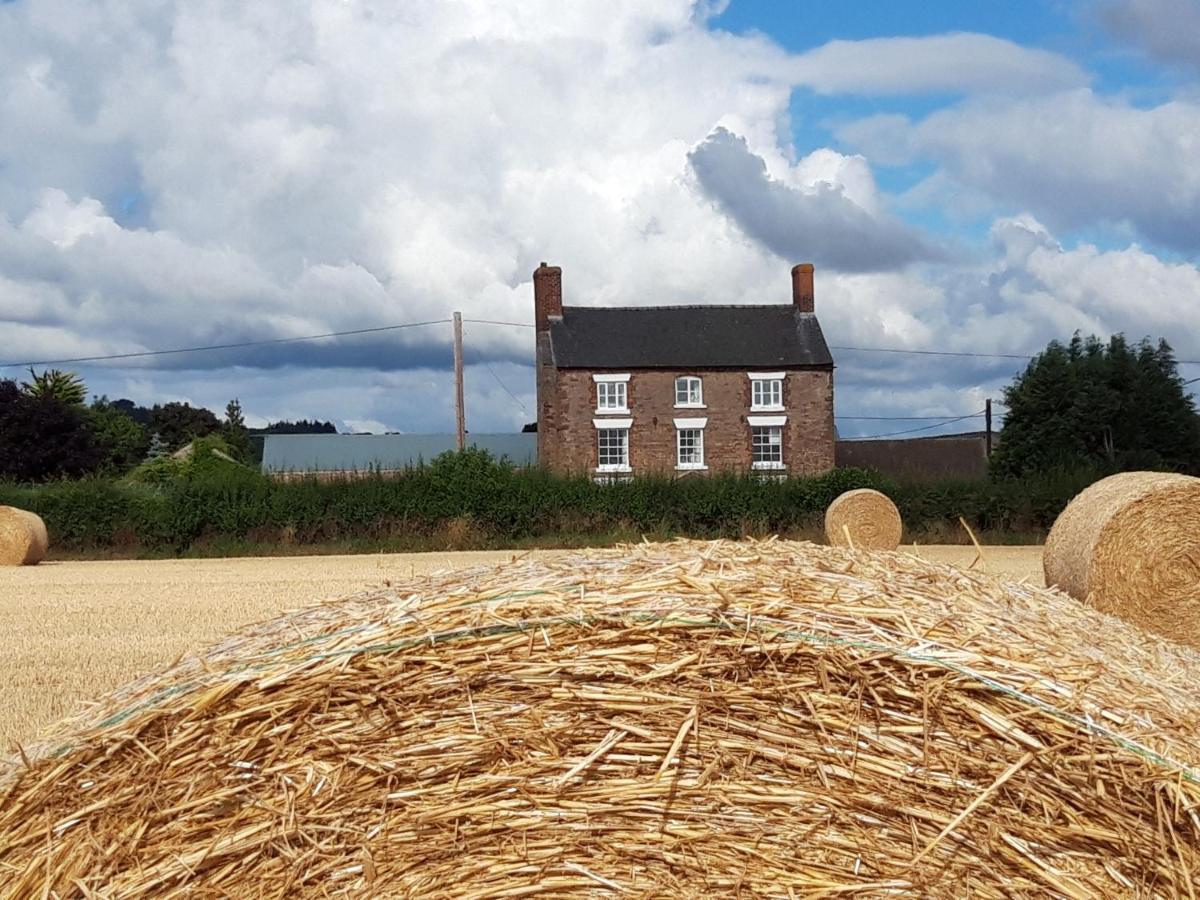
[{"xmin": 548, "ymin": 305, "xmax": 833, "ymax": 369}]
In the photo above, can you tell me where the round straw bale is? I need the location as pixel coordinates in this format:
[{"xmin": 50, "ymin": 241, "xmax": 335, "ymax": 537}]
[
  {"xmin": 15, "ymin": 509, "xmax": 47, "ymax": 560},
  {"xmin": 824, "ymin": 488, "xmax": 902, "ymax": 549},
  {"xmin": 1044, "ymin": 471, "xmax": 1200, "ymax": 645},
  {"xmin": 0, "ymin": 506, "xmax": 45, "ymax": 566},
  {"xmin": 6, "ymin": 540, "xmax": 1200, "ymax": 896}
]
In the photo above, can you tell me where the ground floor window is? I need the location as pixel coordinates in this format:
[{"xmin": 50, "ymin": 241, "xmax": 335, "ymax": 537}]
[
  {"xmin": 597, "ymin": 427, "xmax": 630, "ymax": 470},
  {"xmin": 751, "ymin": 425, "xmax": 783, "ymax": 468},
  {"xmin": 677, "ymin": 428, "xmax": 704, "ymax": 468}
]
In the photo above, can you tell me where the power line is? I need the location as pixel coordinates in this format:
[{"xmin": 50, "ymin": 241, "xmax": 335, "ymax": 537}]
[
  {"xmin": 0, "ymin": 320, "xmax": 452, "ymax": 369},
  {"xmin": 463, "ymin": 319, "xmax": 1200, "ymax": 366},
  {"xmin": 846, "ymin": 411, "xmax": 985, "ymax": 440},
  {"xmin": 462, "ymin": 318, "xmax": 533, "ymax": 329},
  {"xmin": 831, "ymin": 345, "xmax": 1031, "ymax": 361},
  {"xmin": 835, "ymin": 414, "xmax": 980, "ymax": 421}
]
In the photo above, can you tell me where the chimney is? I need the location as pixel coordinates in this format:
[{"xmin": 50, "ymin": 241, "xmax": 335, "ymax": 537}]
[
  {"xmin": 791, "ymin": 263, "xmax": 814, "ymax": 313},
  {"xmin": 533, "ymin": 262, "xmax": 563, "ymax": 332}
]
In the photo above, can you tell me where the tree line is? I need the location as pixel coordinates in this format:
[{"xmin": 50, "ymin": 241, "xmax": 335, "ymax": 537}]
[
  {"xmin": 0, "ymin": 369, "xmax": 336, "ymax": 482},
  {"xmin": 2, "ymin": 332, "xmax": 1197, "ymax": 484}
]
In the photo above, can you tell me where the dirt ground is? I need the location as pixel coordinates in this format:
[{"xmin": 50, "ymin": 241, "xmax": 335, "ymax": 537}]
[{"xmin": 0, "ymin": 544, "xmax": 1043, "ymax": 749}]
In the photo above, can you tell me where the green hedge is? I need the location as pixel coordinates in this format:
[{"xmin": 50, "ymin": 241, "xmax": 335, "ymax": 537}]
[{"xmin": 0, "ymin": 449, "xmax": 1100, "ymax": 553}]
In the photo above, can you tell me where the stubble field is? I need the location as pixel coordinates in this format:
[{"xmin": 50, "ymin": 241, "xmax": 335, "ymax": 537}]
[{"xmin": 0, "ymin": 544, "xmax": 1043, "ymax": 751}]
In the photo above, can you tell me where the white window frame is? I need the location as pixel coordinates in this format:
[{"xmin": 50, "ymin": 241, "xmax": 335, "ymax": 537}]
[
  {"xmin": 674, "ymin": 375, "xmax": 704, "ymax": 409},
  {"xmin": 750, "ymin": 422, "xmax": 785, "ymax": 470},
  {"xmin": 673, "ymin": 417, "xmax": 707, "ymax": 470},
  {"xmin": 593, "ymin": 373, "xmax": 630, "ymax": 414},
  {"xmin": 748, "ymin": 371, "xmax": 785, "ymax": 412},
  {"xmin": 593, "ymin": 418, "xmax": 632, "ymax": 473}
]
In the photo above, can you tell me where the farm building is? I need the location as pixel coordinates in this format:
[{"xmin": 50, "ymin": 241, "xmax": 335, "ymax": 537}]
[
  {"xmin": 261, "ymin": 433, "xmax": 535, "ymax": 479},
  {"xmin": 533, "ymin": 262, "xmax": 836, "ymax": 477}
]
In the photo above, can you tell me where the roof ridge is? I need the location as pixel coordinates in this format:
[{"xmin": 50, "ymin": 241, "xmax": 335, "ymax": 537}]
[{"xmin": 561, "ymin": 304, "xmax": 795, "ymax": 312}]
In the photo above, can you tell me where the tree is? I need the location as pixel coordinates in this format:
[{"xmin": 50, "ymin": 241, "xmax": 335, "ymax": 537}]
[
  {"xmin": 991, "ymin": 333, "xmax": 1200, "ymax": 479},
  {"xmin": 110, "ymin": 398, "xmax": 153, "ymax": 425},
  {"xmin": 148, "ymin": 402, "xmax": 221, "ymax": 450},
  {"xmin": 222, "ymin": 398, "xmax": 250, "ymax": 460},
  {"xmin": 21, "ymin": 368, "xmax": 87, "ymax": 406},
  {"xmin": 0, "ymin": 379, "xmax": 103, "ymax": 481},
  {"xmin": 85, "ymin": 398, "xmax": 150, "ymax": 473},
  {"xmin": 145, "ymin": 432, "xmax": 170, "ymax": 461},
  {"xmin": 250, "ymin": 419, "xmax": 338, "ymax": 435}
]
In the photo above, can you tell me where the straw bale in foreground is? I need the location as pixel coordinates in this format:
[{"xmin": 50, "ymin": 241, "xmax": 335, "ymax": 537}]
[
  {"xmin": 824, "ymin": 487, "xmax": 902, "ymax": 549},
  {"xmin": 2, "ymin": 539, "xmax": 1200, "ymax": 897},
  {"xmin": 1045, "ymin": 471, "xmax": 1200, "ymax": 647},
  {"xmin": 0, "ymin": 506, "xmax": 45, "ymax": 566}
]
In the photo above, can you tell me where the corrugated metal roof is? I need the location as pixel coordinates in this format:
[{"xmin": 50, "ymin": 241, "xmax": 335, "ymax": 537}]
[
  {"xmin": 548, "ymin": 305, "xmax": 833, "ymax": 368},
  {"xmin": 261, "ymin": 433, "xmax": 536, "ymax": 472}
]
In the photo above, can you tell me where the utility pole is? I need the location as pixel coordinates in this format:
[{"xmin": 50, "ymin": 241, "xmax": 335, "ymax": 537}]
[
  {"xmin": 985, "ymin": 398, "xmax": 993, "ymax": 457},
  {"xmin": 453, "ymin": 312, "xmax": 466, "ymax": 451}
]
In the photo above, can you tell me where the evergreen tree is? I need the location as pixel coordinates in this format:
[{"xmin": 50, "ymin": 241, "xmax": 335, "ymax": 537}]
[
  {"xmin": 222, "ymin": 398, "xmax": 250, "ymax": 460},
  {"xmin": 145, "ymin": 432, "xmax": 170, "ymax": 461},
  {"xmin": 991, "ymin": 333, "xmax": 1200, "ymax": 479}
]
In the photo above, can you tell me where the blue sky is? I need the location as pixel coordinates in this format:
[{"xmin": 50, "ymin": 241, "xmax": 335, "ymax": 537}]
[{"xmin": 0, "ymin": 0, "xmax": 1198, "ymax": 435}]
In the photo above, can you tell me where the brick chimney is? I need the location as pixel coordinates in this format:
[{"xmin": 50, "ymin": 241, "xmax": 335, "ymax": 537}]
[
  {"xmin": 791, "ymin": 263, "xmax": 814, "ymax": 313},
  {"xmin": 533, "ymin": 262, "xmax": 563, "ymax": 332}
]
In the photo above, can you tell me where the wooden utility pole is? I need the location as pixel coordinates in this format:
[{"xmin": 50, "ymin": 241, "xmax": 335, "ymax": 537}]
[
  {"xmin": 985, "ymin": 398, "xmax": 993, "ymax": 457},
  {"xmin": 453, "ymin": 312, "xmax": 466, "ymax": 450}
]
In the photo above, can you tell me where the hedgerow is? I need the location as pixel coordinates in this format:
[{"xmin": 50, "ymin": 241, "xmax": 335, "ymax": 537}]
[{"xmin": 0, "ymin": 449, "xmax": 1100, "ymax": 554}]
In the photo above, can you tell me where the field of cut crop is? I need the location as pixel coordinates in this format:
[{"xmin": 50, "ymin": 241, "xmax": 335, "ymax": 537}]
[{"xmin": 0, "ymin": 545, "xmax": 1043, "ymax": 751}]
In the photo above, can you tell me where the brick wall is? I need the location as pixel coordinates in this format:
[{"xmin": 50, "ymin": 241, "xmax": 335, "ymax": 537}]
[{"xmin": 538, "ymin": 368, "xmax": 834, "ymax": 476}]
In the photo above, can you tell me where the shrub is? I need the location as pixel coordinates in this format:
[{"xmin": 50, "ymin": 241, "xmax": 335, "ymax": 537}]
[{"xmin": 0, "ymin": 451, "xmax": 1101, "ymax": 555}]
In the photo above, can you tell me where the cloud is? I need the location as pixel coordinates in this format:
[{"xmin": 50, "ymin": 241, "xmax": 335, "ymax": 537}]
[
  {"xmin": 0, "ymin": 0, "xmax": 820, "ymax": 396},
  {"xmin": 838, "ymin": 90, "xmax": 1200, "ymax": 253},
  {"xmin": 786, "ymin": 33, "xmax": 1090, "ymax": 95},
  {"xmin": 688, "ymin": 128, "xmax": 940, "ymax": 272},
  {"xmin": 1097, "ymin": 0, "xmax": 1200, "ymax": 72},
  {"xmin": 0, "ymin": 0, "xmax": 1196, "ymax": 437}
]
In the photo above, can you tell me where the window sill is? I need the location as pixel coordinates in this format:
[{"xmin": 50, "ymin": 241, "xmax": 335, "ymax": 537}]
[
  {"xmin": 675, "ymin": 464, "xmax": 708, "ymax": 471},
  {"xmin": 749, "ymin": 405, "xmax": 785, "ymax": 413},
  {"xmin": 596, "ymin": 465, "xmax": 632, "ymax": 474},
  {"xmin": 594, "ymin": 408, "xmax": 630, "ymax": 416},
  {"xmin": 674, "ymin": 403, "xmax": 706, "ymax": 410},
  {"xmin": 751, "ymin": 462, "xmax": 786, "ymax": 471}
]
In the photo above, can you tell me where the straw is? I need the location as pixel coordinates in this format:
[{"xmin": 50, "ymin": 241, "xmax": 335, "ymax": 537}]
[
  {"xmin": 2, "ymin": 538, "xmax": 1199, "ymax": 897},
  {"xmin": 1044, "ymin": 471, "xmax": 1200, "ymax": 647},
  {"xmin": 0, "ymin": 507, "xmax": 45, "ymax": 566},
  {"xmin": 825, "ymin": 489, "xmax": 902, "ymax": 550}
]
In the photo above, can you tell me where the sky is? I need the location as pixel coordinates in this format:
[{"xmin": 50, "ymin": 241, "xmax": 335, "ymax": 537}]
[{"xmin": 1, "ymin": 0, "xmax": 1199, "ymax": 436}]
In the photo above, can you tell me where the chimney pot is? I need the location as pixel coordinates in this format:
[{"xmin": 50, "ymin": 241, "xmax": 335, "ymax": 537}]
[
  {"xmin": 791, "ymin": 263, "xmax": 814, "ymax": 313},
  {"xmin": 533, "ymin": 262, "xmax": 563, "ymax": 331}
]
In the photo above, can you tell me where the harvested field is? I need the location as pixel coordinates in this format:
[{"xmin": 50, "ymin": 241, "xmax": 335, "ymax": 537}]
[
  {"xmin": 0, "ymin": 546, "xmax": 1041, "ymax": 747},
  {"xmin": 2, "ymin": 540, "xmax": 1197, "ymax": 897}
]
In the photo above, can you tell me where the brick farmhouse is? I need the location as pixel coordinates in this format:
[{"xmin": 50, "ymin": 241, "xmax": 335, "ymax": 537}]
[{"xmin": 534, "ymin": 263, "xmax": 835, "ymax": 477}]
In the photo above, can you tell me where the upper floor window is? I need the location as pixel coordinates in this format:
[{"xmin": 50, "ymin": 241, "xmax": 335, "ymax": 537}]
[
  {"xmin": 593, "ymin": 373, "xmax": 630, "ymax": 413},
  {"xmin": 748, "ymin": 372, "xmax": 784, "ymax": 411},
  {"xmin": 674, "ymin": 376, "xmax": 703, "ymax": 408}
]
